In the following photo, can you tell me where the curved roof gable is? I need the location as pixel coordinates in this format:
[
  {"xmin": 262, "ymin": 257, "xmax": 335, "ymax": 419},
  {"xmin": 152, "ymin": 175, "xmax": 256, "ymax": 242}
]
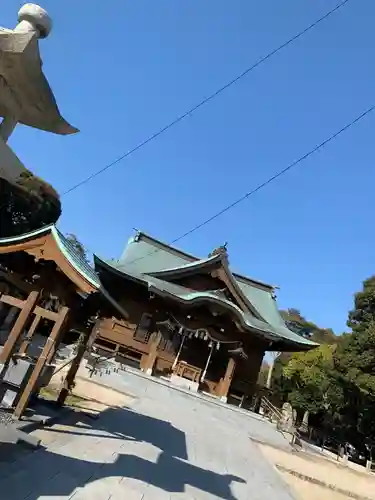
[
  {"xmin": 95, "ymin": 255, "xmax": 317, "ymax": 351},
  {"xmin": 0, "ymin": 225, "xmax": 130, "ymax": 319},
  {"xmin": 109, "ymin": 232, "xmax": 317, "ymax": 350},
  {"xmin": 0, "ymin": 224, "xmax": 100, "ymax": 291}
]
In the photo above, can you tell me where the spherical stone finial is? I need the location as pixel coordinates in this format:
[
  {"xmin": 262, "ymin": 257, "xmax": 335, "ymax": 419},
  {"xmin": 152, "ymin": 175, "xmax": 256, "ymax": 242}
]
[{"xmin": 18, "ymin": 4, "xmax": 52, "ymax": 38}]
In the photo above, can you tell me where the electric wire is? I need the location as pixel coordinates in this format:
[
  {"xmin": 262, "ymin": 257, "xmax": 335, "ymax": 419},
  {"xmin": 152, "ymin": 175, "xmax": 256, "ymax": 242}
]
[
  {"xmin": 124, "ymin": 104, "xmax": 375, "ymax": 266},
  {"xmin": 62, "ymin": 0, "xmax": 350, "ymax": 197}
]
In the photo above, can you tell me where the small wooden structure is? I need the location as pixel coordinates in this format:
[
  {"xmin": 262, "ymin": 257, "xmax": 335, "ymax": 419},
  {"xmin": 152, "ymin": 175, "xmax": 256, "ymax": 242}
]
[{"xmin": 0, "ymin": 225, "xmax": 124, "ymax": 417}]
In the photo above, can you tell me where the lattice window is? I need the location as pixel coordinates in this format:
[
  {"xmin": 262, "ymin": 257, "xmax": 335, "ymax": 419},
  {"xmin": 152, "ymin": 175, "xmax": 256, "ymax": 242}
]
[{"xmin": 133, "ymin": 313, "xmax": 153, "ymax": 343}]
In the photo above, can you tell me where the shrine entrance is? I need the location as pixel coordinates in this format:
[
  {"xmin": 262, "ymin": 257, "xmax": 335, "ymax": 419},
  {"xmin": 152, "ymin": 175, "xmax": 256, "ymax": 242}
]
[{"xmin": 156, "ymin": 323, "xmax": 240, "ymax": 401}]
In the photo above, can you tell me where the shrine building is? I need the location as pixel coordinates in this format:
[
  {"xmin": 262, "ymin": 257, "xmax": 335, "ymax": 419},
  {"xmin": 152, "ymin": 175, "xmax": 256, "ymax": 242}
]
[
  {"xmin": 0, "ymin": 226, "xmax": 316, "ymax": 411},
  {"xmin": 92, "ymin": 231, "xmax": 317, "ymax": 404}
]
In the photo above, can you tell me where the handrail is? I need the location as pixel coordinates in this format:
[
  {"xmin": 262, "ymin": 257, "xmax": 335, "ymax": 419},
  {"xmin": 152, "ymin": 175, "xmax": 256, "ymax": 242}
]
[
  {"xmin": 261, "ymin": 396, "xmax": 283, "ymax": 421},
  {"xmin": 260, "ymin": 397, "xmax": 303, "ymax": 450}
]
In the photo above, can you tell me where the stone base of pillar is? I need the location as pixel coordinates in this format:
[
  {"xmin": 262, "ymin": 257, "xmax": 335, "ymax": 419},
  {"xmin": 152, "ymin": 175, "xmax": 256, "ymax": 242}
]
[
  {"xmin": 145, "ymin": 368, "xmax": 153, "ymax": 376},
  {"xmin": 220, "ymin": 396, "xmax": 227, "ymax": 403}
]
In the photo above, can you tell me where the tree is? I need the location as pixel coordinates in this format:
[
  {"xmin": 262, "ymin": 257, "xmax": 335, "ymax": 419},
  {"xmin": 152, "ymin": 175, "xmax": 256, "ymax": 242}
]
[
  {"xmin": 283, "ymin": 345, "xmax": 343, "ymax": 416},
  {"xmin": 65, "ymin": 233, "xmax": 89, "ymax": 263},
  {"xmin": 270, "ymin": 288, "xmax": 375, "ymax": 453},
  {"xmin": 333, "ymin": 321, "xmax": 375, "ymax": 447},
  {"xmin": 280, "ymin": 308, "xmax": 336, "ymax": 344},
  {"xmin": 0, "ymin": 172, "xmax": 61, "ymax": 237},
  {"xmin": 347, "ymin": 276, "xmax": 375, "ymax": 333},
  {"xmin": 270, "ymin": 310, "xmax": 338, "ymax": 412}
]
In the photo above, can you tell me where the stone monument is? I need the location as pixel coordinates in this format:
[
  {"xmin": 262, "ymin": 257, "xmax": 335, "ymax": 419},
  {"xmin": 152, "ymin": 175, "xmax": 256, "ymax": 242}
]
[
  {"xmin": 277, "ymin": 402, "xmax": 295, "ymax": 433},
  {"xmin": 0, "ymin": 3, "xmax": 78, "ymax": 143}
]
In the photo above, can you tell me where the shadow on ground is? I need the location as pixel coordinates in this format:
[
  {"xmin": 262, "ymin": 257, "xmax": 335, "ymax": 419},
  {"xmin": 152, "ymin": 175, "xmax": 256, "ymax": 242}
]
[{"xmin": 1, "ymin": 406, "xmax": 246, "ymax": 499}]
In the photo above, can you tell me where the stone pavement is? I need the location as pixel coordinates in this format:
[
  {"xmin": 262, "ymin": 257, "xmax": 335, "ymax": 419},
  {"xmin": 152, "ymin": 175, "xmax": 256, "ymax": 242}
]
[{"xmin": 0, "ymin": 379, "xmax": 296, "ymax": 499}]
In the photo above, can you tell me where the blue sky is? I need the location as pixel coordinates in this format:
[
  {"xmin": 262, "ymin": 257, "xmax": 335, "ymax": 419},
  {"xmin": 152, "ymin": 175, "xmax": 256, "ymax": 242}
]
[{"xmin": 3, "ymin": 1, "xmax": 374, "ymax": 334}]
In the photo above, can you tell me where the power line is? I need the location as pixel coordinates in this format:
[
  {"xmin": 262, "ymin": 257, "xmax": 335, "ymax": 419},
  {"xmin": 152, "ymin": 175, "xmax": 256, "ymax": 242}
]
[
  {"xmin": 62, "ymin": 0, "xmax": 351, "ymax": 197},
  {"xmin": 125, "ymin": 104, "xmax": 375, "ymax": 266}
]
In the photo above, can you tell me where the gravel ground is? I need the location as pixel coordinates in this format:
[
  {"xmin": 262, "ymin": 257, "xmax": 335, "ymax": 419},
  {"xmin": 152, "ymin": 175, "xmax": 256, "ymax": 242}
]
[{"xmin": 0, "ymin": 408, "xmax": 15, "ymax": 426}]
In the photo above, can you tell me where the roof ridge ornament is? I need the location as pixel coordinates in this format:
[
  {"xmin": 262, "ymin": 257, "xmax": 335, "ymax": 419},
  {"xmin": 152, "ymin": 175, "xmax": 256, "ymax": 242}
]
[
  {"xmin": 208, "ymin": 242, "xmax": 228, "ymax": 259},
  {"xmin": 133, "ymin": 229, "xmax": 141, "ymax": 242}
]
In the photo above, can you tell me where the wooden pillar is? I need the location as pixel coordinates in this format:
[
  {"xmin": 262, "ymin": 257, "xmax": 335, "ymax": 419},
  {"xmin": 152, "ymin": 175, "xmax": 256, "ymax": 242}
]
[
  {"xmin": 18, "ymin": 314, "xmax": 41, "ymax": 355},
  {"xmin": 217, "ymin": 357, "xmax": 236, "ymax": 402},
  {"xmin": 201, "ymin": 343, "xmax": 214, "ymax": 382},
  {"xmin": 142, "ymin": 332, "xmax": 161, "ymax": 375},
  {"xmin": 0, "ymin": 291, "xmax": 39, "ymax": 368},
  {"xmin": 13, "ymin": 307, "xmax": 69, "ymax": 419},
  {"xmin": 57, "ymin": 325, "xmax": 98, "ymax": 407},
  {"xmin": 172, "ymin": 333, "xmax": 186, "ymax": 370}
]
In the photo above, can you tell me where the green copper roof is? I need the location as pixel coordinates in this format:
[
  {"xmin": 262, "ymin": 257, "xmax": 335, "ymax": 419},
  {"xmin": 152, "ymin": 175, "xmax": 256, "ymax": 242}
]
[
  {"xmin": 144, "ymin": 275, "xmax": 315, "ymax": 348},
  {"xmin": 0, "ymin": 225, "xmax": 132, "ymax": 319},
  {"xmin": 0, "ymin": 224, "xmax": 100, "ymax": 289},
  {"xmin": 52, "ymin": 227, "xmax": 100, "ymax": 289},
  {"xmin": 97, "ymin": 233, "xmax": 318, "ymax": 351}
]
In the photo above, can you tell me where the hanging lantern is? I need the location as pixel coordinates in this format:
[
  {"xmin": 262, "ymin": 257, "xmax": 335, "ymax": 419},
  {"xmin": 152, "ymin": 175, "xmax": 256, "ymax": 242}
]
[
  {"xmin": 204, "ymin": 333, "xmax": 209, "ymax": 341},
  {"xmin": 209, "ymin": 341, "xmax": 213, "ymax": 348},
  {"xmin": 216, "ymin": 342, "xmax": 220, "ymax": 350},
  {"xmin": 195, "ymin": 331, "xmax": 199, "ymax": 338}
]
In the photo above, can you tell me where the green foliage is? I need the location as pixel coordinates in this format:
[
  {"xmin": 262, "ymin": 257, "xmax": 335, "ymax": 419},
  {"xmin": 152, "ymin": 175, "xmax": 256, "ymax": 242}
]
[
  {"xmin": 348, "ymin": 276, "xmax": 375, "ymax": 332},
  {"xmin": 65, "ymin": 233, "xmax": 89, "ymax": 264},
  {"xmin": 283, "ymin": 345, "xmax": 343, "ymax": 415},
  {"xmin": 0, "ymin": 172, "xmax": 61, "ymax": 237},
  {"xmin": 335, "ymin": 323, "xmax": 375, "ymax": 396},
  {"xmin": 280, "ymin": 308, "xmax": 336, "ymax": 344},
  {"xmin": 273, "ymin": 291, "xmax": 375, "ymax": 450}
]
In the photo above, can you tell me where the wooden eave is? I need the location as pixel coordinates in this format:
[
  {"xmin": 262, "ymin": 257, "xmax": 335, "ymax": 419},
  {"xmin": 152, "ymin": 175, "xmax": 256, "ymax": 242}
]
[
  {"xmin": 0, "ymin": 232, "xmax": 97, "ymax": 295},
  {"xmin": 149, "ymin": 253, "xmax": 265, "ymax": 320}
]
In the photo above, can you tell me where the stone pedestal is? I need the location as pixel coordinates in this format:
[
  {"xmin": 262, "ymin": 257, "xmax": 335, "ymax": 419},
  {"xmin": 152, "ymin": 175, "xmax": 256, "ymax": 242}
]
[{"xmin": 170, "ymin": 374, "xmax": 199, "ymax": 392}]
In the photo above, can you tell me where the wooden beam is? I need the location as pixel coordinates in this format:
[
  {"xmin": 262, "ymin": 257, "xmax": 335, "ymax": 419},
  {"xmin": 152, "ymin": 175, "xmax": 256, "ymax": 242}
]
[
  {"xmin": 217, "ymin": 357, "xmax": 236, "ymax": 401},
  {"xmin": 13, "ymin": 306, "xmax": 70, "ymax": 419},
  {"xmin": 57, "ymin": 325, "xmax": 97, "ymax": 406},
  {"xmin": 34, "ymin": 306, "xmax": 59, "ymax": 322},
  {"xmin": 0, "ymin": 291, "xmax": 39, "ymax": 366},
  {"xmin": 0, "ymin": 269, "xmax": 34, "ymax": 293},
  {"xmin": 0, "ymin": 294, "xmax": 24, "ymax": 309},
  {"xmin": 142, "ymin": 332, "xmax": 161, "ymax": 375},
  {"xmin": 0, "ymin": 294, "xmax": 59, "ymax": 336},
  {"xmin": 18, "ymin": 314, "xmax": 41, "ymax": 355}
]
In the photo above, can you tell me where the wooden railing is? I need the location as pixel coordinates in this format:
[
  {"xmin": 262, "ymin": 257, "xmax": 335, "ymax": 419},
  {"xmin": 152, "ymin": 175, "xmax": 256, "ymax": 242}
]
[
  {"xmin": 261, "ymin": 397, "xmax": 283, "ymax": 422},
  {"xmin": 174, "ymin": 361, "xmax": 201, "ymax": 383}
]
